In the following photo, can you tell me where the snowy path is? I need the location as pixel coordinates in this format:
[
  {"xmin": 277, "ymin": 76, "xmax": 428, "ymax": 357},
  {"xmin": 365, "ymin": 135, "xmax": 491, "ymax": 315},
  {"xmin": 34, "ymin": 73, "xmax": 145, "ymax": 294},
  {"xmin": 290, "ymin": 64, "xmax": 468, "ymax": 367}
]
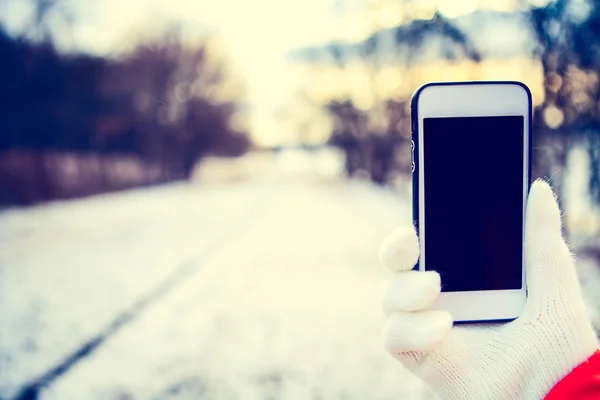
[
  {"xmin": 1, "ymin": 178, "xmax": 598, "ymax": 400},
  {"xmin": 0, "ymin": 182, "xmax": 283, "ymax": 399}
]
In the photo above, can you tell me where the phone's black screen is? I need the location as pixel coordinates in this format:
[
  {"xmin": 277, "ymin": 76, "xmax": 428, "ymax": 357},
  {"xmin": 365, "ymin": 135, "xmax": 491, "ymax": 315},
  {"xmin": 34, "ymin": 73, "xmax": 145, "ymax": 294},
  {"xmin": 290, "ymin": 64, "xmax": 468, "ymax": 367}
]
[{"xmin": 423, "ymin": 116, "xmax": 524, "ymax": 292}]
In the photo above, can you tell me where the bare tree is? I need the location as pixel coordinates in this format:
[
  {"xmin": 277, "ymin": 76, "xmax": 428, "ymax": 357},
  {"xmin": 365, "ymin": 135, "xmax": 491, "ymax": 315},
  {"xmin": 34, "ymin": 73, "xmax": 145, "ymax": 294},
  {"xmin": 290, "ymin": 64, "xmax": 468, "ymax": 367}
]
[
  {"xmin": 316, "ymin": 2, "xmax": 480, "ymax": 184},
  {"xmin": 530, "ymin": 0, "xmax": 600, "ymax": 203}
]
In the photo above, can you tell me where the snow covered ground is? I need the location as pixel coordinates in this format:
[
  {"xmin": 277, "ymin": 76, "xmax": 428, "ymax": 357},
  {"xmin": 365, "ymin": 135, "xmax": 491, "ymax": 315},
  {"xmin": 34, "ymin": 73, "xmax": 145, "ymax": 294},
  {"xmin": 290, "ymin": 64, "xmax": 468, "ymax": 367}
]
[{"xmin": 0, "ymin": 161, "xmax": 598, "ymax": 400}]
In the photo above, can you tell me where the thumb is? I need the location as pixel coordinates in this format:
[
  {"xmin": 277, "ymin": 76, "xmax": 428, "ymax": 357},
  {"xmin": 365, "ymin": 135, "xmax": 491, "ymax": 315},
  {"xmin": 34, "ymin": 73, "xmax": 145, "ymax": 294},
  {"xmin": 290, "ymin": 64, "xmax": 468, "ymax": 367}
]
[{"xmin": 524, "ymin": 180, "xmax": 580, "ymax": 305}]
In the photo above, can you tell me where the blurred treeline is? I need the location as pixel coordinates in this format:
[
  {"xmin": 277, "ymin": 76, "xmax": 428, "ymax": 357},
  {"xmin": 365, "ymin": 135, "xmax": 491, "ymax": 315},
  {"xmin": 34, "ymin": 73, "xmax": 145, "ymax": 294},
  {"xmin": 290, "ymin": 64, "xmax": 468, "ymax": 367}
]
[
  {"xmin": 321, "ymin": 0, "xmax": 600, "ymax": 204},
  {"xmin": 0, "ymin": 1, "xmax": 249, "ymax": 205}
]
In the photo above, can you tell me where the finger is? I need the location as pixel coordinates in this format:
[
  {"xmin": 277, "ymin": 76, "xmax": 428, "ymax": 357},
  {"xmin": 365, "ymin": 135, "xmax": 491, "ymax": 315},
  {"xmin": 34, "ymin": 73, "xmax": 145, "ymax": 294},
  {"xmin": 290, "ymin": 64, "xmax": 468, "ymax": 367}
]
[
  {"xmin": 383, "ymin": 310, "xmax": 452, "ymax": 356},
  {"xmin": 382, "ymin": 271, "xmax": 441, "ymax": 314},
  {"xmin": 379, "ymin": 226, "xmax": 419, "ymax": 272},
  {"xmin": 525, "ymin": 180, "xmax": 580, "ymax": 300}
]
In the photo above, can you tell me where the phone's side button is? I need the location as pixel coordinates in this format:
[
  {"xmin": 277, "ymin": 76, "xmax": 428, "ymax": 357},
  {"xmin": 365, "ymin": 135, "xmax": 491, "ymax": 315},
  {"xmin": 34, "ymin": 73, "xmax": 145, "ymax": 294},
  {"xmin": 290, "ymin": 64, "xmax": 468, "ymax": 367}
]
[{"xmin": 410, "ymin": 140, "xmax": 415, "ymax": 173}]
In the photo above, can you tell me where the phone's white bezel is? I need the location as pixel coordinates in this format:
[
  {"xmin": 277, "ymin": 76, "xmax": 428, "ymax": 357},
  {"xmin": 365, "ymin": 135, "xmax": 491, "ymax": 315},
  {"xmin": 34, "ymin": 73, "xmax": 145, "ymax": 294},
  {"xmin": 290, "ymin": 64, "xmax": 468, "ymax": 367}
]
[{"xmin": 417, "ymin": 82, "xmax": 529, "ymax": 322}]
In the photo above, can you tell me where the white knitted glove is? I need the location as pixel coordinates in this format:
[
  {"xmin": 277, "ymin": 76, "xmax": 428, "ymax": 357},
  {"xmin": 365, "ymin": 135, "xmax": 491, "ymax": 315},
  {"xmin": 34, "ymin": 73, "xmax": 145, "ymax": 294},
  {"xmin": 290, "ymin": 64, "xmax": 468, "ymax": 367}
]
[{"xmin": 380, "ymin": 180, "xmax": 599, "ymax": 399}]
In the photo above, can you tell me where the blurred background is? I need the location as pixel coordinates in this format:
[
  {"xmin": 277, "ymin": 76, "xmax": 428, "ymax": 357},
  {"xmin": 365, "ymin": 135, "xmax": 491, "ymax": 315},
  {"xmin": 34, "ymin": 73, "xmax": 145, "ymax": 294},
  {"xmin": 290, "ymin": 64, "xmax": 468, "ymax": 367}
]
[{"xmin": 0, "ymin": 0, "xmax": 599, "ymax": 399}]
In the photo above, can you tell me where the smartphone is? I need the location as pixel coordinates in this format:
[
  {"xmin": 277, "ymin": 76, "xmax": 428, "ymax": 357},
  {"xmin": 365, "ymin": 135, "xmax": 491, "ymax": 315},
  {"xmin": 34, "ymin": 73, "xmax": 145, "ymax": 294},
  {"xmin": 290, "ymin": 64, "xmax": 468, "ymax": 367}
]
[{"xmin": 411, "ymin": 81, "xmax": 531, "ymax": 323}]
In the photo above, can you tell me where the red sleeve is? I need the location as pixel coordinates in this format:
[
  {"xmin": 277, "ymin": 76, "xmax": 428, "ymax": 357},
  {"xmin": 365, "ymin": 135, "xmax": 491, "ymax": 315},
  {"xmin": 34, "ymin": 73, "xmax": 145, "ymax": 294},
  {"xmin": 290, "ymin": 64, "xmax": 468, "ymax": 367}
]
[{"xmin": 545, "ymin": 350, "xmax": 600, "ymax": 400}]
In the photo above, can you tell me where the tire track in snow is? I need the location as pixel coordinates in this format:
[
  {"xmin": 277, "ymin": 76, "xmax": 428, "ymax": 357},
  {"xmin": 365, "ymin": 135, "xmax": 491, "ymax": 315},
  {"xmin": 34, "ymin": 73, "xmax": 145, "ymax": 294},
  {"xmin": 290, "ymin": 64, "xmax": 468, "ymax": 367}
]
[{"xmin": 9, "ymin": 185, "xmax": 282, "ymax": 400}]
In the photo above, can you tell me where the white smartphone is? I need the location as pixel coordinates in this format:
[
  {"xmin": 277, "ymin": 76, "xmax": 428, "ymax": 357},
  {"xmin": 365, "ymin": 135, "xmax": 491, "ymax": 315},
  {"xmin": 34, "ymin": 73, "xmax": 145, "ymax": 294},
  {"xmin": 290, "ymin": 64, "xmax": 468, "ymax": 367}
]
[{"xmin": 410, "ymin": 81, "xmax": 531, "ymax": 323}]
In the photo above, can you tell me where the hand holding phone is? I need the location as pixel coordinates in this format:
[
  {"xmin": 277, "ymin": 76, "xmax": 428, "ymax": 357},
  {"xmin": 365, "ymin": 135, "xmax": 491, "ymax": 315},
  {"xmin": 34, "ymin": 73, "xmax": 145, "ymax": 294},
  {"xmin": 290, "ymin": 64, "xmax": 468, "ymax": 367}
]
[{"xmin": 380, "ymin": 181, "xmax": 598, "ymax": 400}]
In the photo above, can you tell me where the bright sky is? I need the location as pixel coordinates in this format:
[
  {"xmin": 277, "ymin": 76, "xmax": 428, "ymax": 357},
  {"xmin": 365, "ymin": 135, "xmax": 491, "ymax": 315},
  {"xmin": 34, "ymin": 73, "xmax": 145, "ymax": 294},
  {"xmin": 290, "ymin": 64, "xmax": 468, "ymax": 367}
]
[{"xmin": 0, "ymin": 0, "xmax": 529, "ymax": 146}]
